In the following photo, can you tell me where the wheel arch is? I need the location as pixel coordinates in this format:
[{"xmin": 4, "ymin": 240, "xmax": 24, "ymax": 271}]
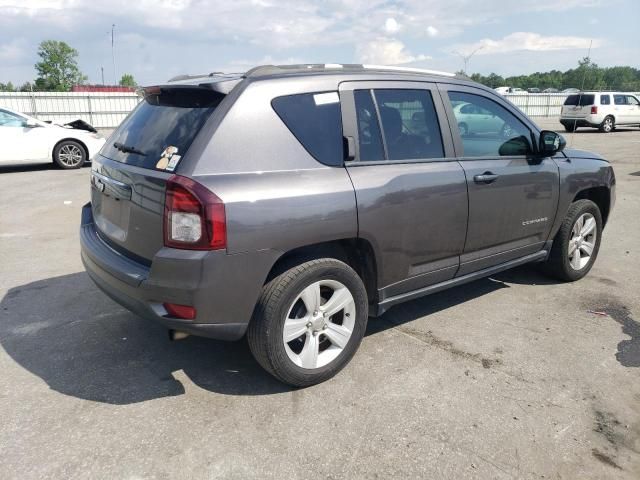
[
  {"xmin": 264, "ymin": 238, "xmax": 379, "ymax": 306},
  {"xmin": 573, "ymin": 186, "xmax": 611, "ymax": 227}
]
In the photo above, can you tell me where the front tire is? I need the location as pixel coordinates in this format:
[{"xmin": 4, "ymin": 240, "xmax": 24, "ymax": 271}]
[
  {"xmin": 53, "ymin": 140, "xmax": 86, "ymax": 169},
  {"xmin": 247, "ymin": 259, "xmax": 368, "ymax": 387},
  {"xmin": 542, "ymin": 199, "xmax": 602, "ymax": 282}
]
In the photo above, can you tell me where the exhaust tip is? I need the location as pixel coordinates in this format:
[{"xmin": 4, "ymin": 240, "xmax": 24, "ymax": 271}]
[{"xmin": 168, "ymin": 329, "xmax": 190, "ymax": 341}]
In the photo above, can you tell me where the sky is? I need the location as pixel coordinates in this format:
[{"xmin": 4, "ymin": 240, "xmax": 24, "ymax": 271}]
[{"xmin": 1, "ymin": 0, "xmax": 638, "ymax": 86}]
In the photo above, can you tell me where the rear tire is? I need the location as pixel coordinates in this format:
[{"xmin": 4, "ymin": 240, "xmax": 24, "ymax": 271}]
[
  {"xmin": 541, "ymin": 199, "xmax": 602, "ymax": 282},
  {"xmin": 563, "ymin": 123, "xmax": 577, "ymax": 132},
  {"xmin": 53, "ymin": 140, "xmax": 86, "ymax": 169},
  {"xmin": 247, "ymin": 259, "xmax": 368, "ymax": 387},
  {"xmin": 599, "ymin": 116, "xmax": 614, "ymax": 133}
]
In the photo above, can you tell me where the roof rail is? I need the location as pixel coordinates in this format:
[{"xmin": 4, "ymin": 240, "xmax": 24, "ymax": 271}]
[
  {"xmin": 361, "ymin": 64, "xmax": 456, "ymax": 77},
  {"xmin": 244, "ymin": 63, "xmax": 457, "ymax": 78}
]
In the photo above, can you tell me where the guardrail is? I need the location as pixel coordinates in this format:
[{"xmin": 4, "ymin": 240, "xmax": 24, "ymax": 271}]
[{"xmin": 0, "ymin": 91, "xmax": 141, "ymax": 129}]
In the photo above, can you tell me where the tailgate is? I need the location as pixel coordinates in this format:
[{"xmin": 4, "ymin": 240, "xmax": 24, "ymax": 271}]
[
  {"xmin": 91, "ymin": 157, "xmax": 171, "ymax": 261},
  {"xmin": 561, "ymin": 93, "xmax": 594, "ymax": 118},
  {"xmin": 90, "ymin": 84, "xmax": 227, "ymax": 262}
]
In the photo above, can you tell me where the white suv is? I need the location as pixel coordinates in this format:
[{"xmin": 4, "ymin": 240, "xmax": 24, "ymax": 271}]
[{"xmin": 560, "ymin": 92, "xmax": 640, "ymax": 133}]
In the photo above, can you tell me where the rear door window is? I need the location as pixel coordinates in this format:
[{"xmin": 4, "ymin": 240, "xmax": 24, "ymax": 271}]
[
  {"xmin": 600, "ymin": 95, "xmax": 610, "ymax": 105},
  {"xmin": 614, "ymin": 95, "xmax": 627, "ymax": 105},
  {"xmin": 373, "ymin": 89, "xmax": 444, "ymax": 160},
  {"xmin": 102, "ymin": 87, "xmax": 224, "ymax": 169},
  {"xmin": 272, "ymin": 92, "xmax": 344, "ymax": 166}
]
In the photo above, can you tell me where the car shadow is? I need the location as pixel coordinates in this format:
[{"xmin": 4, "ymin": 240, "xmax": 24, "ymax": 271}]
[
  {"xmin": 0, "ymin": 266, "xmax": 559, "ymax": 404},
  {"xmin": 0, "ymin": 163, "xmax": 55, "ymax": 174},
  {"xmin": 560, "ymin": 128, "xmax": 638, "ymax": 134},
  {"xmin": 0, "ymin": 162, "xmax": 91, "ymax": 174},
  {"xmin": 368, "ymin": 265, "xmax": 557, "ymax": 335}
]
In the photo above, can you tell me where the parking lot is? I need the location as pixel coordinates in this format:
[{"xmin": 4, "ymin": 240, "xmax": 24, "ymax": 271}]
[{"xmin": 0, "ymin": 118, "xmax": 639, "ymax": 479}]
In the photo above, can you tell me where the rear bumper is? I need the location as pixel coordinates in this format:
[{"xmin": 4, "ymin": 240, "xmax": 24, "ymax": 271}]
[
  {"xmin": 80, "ymin": 202, "xmax": 278, "ymax": 341},
  {"xmin": 559, "ymin": 117, "xmax": 601, "ymax": 128}
]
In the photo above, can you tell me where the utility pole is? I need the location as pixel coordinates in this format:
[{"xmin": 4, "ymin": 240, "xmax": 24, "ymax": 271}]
[
  {"xmin": 452, "ymin": 46, "xmax": 484, "ymax": 75},
  {"xmin": 111, "ymin": 24, "xmax": 116, "ymax": 85},
  {"xmin": 101, "ymin": 66, "xmax": 105, "ymax": 85}
]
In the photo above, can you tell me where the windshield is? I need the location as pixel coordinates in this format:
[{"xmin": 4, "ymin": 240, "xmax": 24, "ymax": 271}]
[
  {"xmin": 101, "ymin": 87, "xmax": 224, "ymax": 169},
  {"xmin": 564, "ymin": 94, "xmax": 595, "ymax": 106}
]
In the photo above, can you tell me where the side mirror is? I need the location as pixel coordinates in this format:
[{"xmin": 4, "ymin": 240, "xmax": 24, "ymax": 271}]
[
  {"xmin": 25, "ymin": 119, "xmax": 39, "ymax": 128},
  {"xmin": 499, "ymin": 135, "xmax": 531, "ymax": 156},
  {"xmin": 539, "ymin": 130, "xmax": 566, "ymax": 156}
]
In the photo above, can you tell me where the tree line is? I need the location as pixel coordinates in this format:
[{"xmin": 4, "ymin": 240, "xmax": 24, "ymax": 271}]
[
  {"xmin": 468, "ymin": 58, "xmax": 640, "ymax": 91},
  {"xmin": 3, "ymin": 42, "xmax": 640, "ymax": 93},
  {"xmin": 0, "ymin": 40, "xmax": 137, "ymax": 92}
]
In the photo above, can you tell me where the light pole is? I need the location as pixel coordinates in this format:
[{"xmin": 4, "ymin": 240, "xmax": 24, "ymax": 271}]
[
  {"xmin": 452, "ymin": 46, "xmax": 484, "ymax": 75},
  {"xmin": 111, "ymin": 24, "xmax": 116, "ymax": 85}
]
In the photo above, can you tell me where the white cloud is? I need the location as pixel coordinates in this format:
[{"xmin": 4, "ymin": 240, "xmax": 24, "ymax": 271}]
[
  {"xmin": 357, "ymin": 37, "xmax": 429, "ymax": 65},
  {"xmin": 451, "ymin": 32, "xmax": 601, "ymax": 56},
  {"xmin": 426, "ymin": 25, "xmax": 438, "ymax": 37},
  {"xmin": 0, "ymin": 0, "xmax": 617, "ymax": 84},
  {"xmin": 384, "ymin": 17, "xmax": 400, "ymax": 34}
]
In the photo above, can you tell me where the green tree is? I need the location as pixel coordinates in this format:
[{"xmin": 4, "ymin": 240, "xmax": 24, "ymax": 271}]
[
  {"xmin": 119, "ymin": 73, "xmax": 136, "ymax": 87},
  {"xmin": 468, "ymin": 60, "xmax": 640, "ymax": 92},
  {"xmin": 19, "ymin": 82, "xmax": 35, "ymax": 92},
  {"xmin": 34, "ymin": 40, "xmax": 87, "ymax": 91},
  {"xmin": 0, "ymin": 82, "xmax": 16, "ymax": 91}
]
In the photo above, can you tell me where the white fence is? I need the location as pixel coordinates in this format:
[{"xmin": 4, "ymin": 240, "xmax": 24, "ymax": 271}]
[
  {"xmin": 2, "ymin": 91, "xmax": 639, "ymax": 129},
  {"xmin": 503, "ymin": 94, "xmax": 569, "ymax": 117},
  {"xmin": 0, "ymin": 92, "xmax": 140, "ymax": 129},
  {"xmin": 504, "ymin": 92, "xmax": 640, "ymax": 117}
]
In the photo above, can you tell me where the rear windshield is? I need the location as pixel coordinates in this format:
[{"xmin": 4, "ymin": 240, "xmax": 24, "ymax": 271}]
[
  {"xmin": 101, "ymin": 87, "xmax": 224, "ymax": 169},
  {"xmin": 564, "ymin": 94, "xmax": 595, "ymax": 106}
]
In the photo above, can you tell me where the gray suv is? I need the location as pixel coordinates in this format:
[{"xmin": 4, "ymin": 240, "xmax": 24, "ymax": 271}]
[{"xmin": 80, "ymin": 64, "xmax": 615, "ymax": 386}]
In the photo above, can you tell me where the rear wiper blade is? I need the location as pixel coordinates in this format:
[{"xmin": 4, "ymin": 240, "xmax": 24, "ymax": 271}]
[{"xmin": 113, "ymin": 142, "xmax": 147, "ymax": 156}]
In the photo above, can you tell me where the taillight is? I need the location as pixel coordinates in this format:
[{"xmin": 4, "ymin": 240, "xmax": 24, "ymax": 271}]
[
  {"xmin": 591, "ymin": 106, "xmax": 598, "ymax": 114},
  {"xmin": 164, "ymin": 175, "xmax": 226, "ymax": 250}
]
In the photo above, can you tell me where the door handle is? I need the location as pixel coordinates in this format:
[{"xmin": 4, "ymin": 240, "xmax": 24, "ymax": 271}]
[{"xmin": 473, "ymin": 172, "xmax": 499, "ymax": 184}]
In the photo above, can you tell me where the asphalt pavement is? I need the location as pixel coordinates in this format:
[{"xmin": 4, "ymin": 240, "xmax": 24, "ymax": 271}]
[{"xmin": 1, "ymin": 118, "xmax": 639, "ymax": 479}]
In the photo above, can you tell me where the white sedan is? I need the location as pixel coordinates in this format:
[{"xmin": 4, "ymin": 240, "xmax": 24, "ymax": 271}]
[
  {"xmin": 0, "ymin": 107, "xmax": 106, "ymax": 169},
  {"xmin": 452, "ymin": 102, "xmax": 510, "ymax": 137}
]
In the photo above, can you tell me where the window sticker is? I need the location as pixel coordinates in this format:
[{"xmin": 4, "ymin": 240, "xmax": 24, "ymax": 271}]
[
  {"xmin": 156, "ymin": 146, "xmax": 179, "ymax": 170},
  {"xmin": 313, "ymin": 92, "xmax": 339, "ymax": 106}
]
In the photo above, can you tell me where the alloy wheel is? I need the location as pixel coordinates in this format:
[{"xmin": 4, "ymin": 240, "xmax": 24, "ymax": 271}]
[
  {"xmin": 568, "ymin": 213, "xmax": 597, "ymax": 270},
  {"xmin": 58, "ymin": 144, "xmax": 83, "ymax": 167},
  {"xmin": 282, "ymin": 280, "xmax": 356, "ymax": 369}
]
